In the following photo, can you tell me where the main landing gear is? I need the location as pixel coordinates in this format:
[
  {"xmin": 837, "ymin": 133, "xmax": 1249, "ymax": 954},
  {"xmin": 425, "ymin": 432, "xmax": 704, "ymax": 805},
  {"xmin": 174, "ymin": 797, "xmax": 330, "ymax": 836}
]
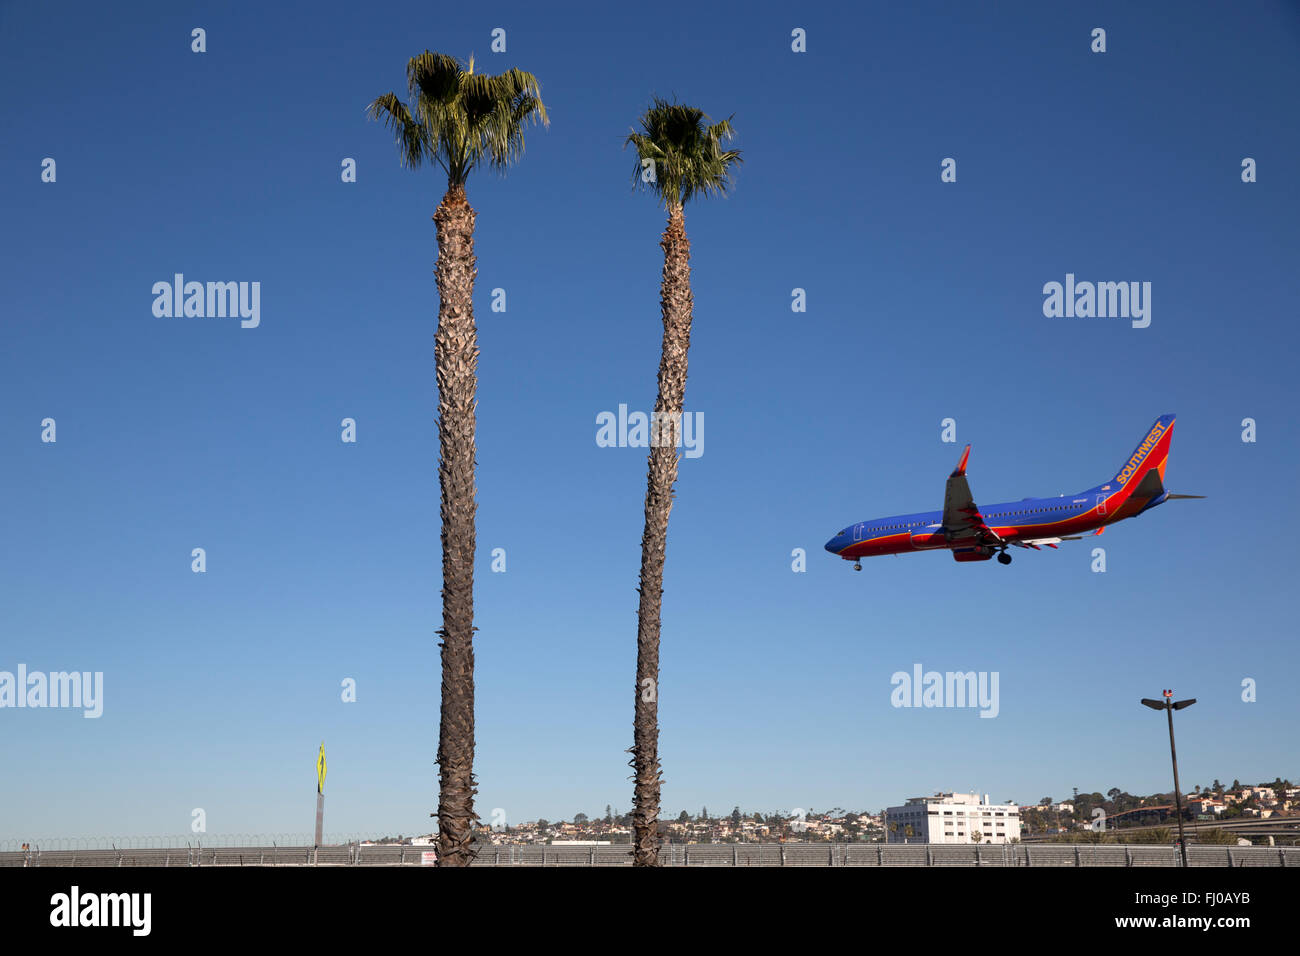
[{"xmin": 996, "ymin": 550, "xmax": 1012, "ymax": 565}]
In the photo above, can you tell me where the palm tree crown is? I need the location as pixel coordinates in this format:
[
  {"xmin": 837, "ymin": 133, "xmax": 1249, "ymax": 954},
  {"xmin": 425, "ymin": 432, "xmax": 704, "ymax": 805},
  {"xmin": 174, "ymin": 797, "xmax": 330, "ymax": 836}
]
[
  {"xmin": 626, "ymin": 97, "xmax": 741, "ymax": 208},
  {"xmin": 368, "ymin": 51, "xmax": 548, "ymax": 185}
]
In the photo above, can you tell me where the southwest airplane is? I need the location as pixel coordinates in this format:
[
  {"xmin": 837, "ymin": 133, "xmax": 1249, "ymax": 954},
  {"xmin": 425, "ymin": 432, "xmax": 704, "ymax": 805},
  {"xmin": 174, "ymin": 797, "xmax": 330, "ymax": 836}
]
[{"xmin": 825, "ymin": 415, "xmax": 1203, "ymax": 569}]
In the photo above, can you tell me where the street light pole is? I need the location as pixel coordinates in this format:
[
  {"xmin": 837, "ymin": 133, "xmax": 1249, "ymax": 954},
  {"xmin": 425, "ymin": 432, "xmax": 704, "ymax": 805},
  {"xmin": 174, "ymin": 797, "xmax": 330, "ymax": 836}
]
[{"xmin": 1141, "ymin": 690, "xmax": 1196, "ymax": 868}]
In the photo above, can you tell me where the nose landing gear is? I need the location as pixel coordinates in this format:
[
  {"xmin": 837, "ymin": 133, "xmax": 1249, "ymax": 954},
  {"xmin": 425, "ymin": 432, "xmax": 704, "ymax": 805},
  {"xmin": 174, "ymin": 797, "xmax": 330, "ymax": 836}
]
[{"xmin": 853, "ymin": 560, "xmax": 862, "ymax": 571}]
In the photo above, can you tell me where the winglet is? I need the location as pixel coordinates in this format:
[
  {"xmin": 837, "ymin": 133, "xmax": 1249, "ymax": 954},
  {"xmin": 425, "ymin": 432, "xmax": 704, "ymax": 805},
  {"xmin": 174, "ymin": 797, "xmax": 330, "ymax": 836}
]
[{"xmin": 951, "ymin": 444, "xmax": 971, "ymax": 478}]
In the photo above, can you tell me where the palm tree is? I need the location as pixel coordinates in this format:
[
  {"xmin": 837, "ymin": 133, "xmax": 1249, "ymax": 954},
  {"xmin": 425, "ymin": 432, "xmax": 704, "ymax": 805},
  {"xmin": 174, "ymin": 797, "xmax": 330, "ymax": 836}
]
[
  {"xmin": 368, "ymin": 51, "xmax": 547, "ymax": 867},
  {"xmin": 624, "ymin": 98, "xmax": 740, "ymax": 867}
]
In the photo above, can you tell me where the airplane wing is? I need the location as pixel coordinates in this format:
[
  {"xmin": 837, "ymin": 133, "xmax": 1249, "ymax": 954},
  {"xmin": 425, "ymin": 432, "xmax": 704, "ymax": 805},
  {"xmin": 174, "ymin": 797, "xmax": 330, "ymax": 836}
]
[
  {"xmin": 942, "ymin": 445, "xmax": 1002, "ymax": 548},
  {"xmin": 943, "ymin": 447, "xmax": 1089, "ymax": 556}
]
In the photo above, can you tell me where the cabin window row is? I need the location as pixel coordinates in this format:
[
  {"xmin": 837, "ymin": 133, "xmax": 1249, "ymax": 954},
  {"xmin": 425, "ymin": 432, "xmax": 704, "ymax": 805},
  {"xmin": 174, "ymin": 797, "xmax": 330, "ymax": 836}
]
[{"xmin": 872, "ymin": 504, "xmax": 1077, "ymax": 530}]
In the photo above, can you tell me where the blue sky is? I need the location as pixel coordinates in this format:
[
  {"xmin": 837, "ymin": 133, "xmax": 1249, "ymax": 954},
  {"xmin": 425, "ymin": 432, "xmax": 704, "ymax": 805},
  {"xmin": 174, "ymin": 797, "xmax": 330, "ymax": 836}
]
[{"xmin": 1, "ymin": 0, "xmax": 1297, "ymax": 841}]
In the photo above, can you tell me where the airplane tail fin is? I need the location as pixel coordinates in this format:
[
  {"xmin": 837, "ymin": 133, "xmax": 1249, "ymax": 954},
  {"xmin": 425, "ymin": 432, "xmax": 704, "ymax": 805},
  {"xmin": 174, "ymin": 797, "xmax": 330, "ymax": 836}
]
[
  {"xmin": 1110, "ymin": 414, "xmax": 1177, "ymax": 492},
  {"xmin": 1101, "ymin": 415, "xmax": 1207, "ymax": 515}
]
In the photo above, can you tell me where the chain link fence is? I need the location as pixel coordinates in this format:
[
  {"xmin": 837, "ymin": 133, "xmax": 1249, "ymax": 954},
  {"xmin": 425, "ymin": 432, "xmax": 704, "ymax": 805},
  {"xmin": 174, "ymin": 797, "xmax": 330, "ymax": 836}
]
[{"xmin": 3, "ymin": 840, "xmax": 1295, "ymax": 867}]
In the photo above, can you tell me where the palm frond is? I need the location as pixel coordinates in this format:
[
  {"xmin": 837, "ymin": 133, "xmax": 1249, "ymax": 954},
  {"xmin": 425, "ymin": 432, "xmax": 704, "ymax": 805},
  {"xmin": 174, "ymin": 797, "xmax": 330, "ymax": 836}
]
[
  {"xmin": 368, "ymin": 51, "xmax": 548, "ymax": 186},
  {"xmin": 366, "ymin": 92, "xmax": 430, "ymax": 170},
  {"xmin": 408, "ymin": 51, "xmax": 463, "ymax": 103},
  {"xmin": 625, "ymin": 97, "xmax": 742, "ymax": 209}
]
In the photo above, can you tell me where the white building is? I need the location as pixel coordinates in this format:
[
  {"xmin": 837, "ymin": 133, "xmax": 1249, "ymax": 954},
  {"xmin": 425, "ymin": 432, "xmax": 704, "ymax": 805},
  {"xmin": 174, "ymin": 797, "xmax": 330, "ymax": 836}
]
[{"xmin": 884, "ymin": 792, "xmax": 1021, "ymax": 844}]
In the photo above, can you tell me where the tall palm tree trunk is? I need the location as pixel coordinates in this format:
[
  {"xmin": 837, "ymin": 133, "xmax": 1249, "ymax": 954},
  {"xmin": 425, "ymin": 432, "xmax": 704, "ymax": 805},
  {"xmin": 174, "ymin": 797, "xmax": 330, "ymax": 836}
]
[
  {"xmin": 632, "ymin": 204, "xmax": 693, "ymax": 866},
  {"xmin": 433, "ymin": 183, "xmax": 480, "ymax": 866}
]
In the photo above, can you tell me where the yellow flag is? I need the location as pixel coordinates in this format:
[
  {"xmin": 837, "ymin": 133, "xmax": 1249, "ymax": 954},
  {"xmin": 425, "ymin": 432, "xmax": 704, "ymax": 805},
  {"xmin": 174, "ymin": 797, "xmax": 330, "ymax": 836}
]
[{"xmin": 316, "ymin": 742, "xmax": 327, "ymax": 794}]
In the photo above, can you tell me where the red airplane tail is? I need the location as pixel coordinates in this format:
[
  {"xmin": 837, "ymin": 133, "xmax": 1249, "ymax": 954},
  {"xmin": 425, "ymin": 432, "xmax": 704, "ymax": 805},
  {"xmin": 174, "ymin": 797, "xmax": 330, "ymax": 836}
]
[
  {"xmin": 1110, "ymin": 414, "xmax": 1177, "ymax": 491},
  {"xmin": 1095, "ymin": 415, "xmax": 1203, "ymax": 520}
]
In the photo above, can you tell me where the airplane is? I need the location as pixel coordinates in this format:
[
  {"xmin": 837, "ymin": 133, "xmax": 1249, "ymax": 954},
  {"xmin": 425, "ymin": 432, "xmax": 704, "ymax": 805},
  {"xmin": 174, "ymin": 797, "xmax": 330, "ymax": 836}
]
[{"xmin": 824, "ymin": 414, "xmax": 1204, "ymax": 569}]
